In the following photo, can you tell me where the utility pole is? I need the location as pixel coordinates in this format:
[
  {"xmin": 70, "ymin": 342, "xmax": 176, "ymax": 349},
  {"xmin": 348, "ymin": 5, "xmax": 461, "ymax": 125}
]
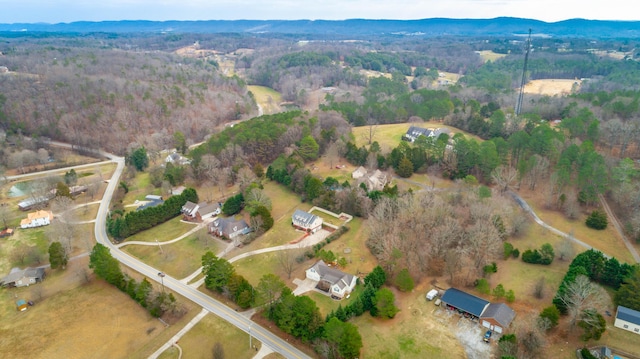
[
  {"xmin": 249, "ymin": 323, "xmax": 252, "ymax": 349},
  {"xmin": 516, "ymin": 28, "xmax": 533, "ymax": 116},
  {"xmin": 157, "ymin": 272, "xmax": 166, "ymax": 294}
]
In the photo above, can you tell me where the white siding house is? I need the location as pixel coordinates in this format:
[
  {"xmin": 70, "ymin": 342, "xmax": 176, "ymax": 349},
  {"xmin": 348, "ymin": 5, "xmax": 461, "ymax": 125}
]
[
  {"xmin": 615, "ymin": 305, "xmax": 640, "ymax": 335},
  {"xmin": 305, "ymin": 260, "xmax": 357, "ymax": 299},
  {"xmin": 20, "ymin": 210, "xmax": 53, "ymax": 229},
  {"xmin": 292, "ymin": 209, "xmax": 323, "ymax": 233}
]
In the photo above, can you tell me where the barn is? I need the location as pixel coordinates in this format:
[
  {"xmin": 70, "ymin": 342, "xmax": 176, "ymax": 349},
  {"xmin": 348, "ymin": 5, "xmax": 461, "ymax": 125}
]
[{"xmin": 440, "ymin": 288, "xmax": 489, "ymax": 320}]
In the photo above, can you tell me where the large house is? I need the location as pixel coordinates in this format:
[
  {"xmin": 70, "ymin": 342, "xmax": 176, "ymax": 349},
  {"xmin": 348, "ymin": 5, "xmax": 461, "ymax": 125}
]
[
  {"xmin": 350, "ymin": 168, "xmax": 389, "ymax": 191},
  {"xmin": 441, "ymin": 288, "xmax": 516, "ymax": 333},
  {"xmin": 20, "ymin": 210, "xmax": 53, "ymax": 229},
  {"xmin": 181, "ymin": 201, "xmax": 221, "ymax": 222},
  {"xmin": 615, "ymin": 305, "xmax": 640, "ymax": 335},
  {"xmin": 0, "ymin": 267, "xmax": 46, "ymax": 287},
  {"xmin": 403, "ymin": 126, "xmax": 450, "ymax": 143},
  {"xmin": 165, "ymin": 152, "xmax": 191, "ymax": 166},
  {"xmin": 292, "ymin": 209, "xmax": 323, "ymax": 233},
  {"xmin": 209, "ymin": 217, "xmax": 250, "ymax": 239},
  {"xmin": 306, "ymin": 260, "xmax": 357, "ymax": 299}
]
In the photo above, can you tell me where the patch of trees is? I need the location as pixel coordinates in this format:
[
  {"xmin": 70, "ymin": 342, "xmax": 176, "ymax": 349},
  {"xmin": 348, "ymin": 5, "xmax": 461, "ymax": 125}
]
[
  {"xmin": 585, "ymin": 210, "xmax": 608, "ymax": 230},
  {"xmin": 107, "ymin": 188, "xmax": 198, "ymax": 240},
  {"xmin": 89, "ymin": 243, "xmax": 179, "ymax": 318},
  {"xmin": 202, "ymin": 251, "xmax": 255, "ymax": 309},
  {"xmin": 344, "ymin": 52, "xmax": 412, "ymax": 76},
  {"xmin": 366, "ymin": 187, "xmax": 526, "ymax": 284},
  {"xmin": 521, "ymin": 243, "xmax": 555, "ymax": 265}
]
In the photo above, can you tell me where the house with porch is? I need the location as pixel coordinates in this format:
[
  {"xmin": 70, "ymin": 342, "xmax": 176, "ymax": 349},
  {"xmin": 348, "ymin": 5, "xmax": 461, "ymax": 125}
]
[
  {"xmin": 20, "ymin": 210, "xmax": 53, "ymax": 229},
  {"xmin": 292, "ymin": 209, "xmax": 323, "ymax": 234},
  {"xmin": 305, "ymin": 260, "xmax": 357, "ymax": 299}
]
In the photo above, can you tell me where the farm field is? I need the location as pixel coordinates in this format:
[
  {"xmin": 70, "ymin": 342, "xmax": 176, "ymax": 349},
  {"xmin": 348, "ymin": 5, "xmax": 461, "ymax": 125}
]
[
  {"xmin": 475, "ymin": 50, "xmax": 508, "ymax": 63},
  {"xmin": 352, "ymin": 122, "xmax": 483, "ymax": 153},
  {"xmin": 523, "ymin": 79, "xmax": 581, "ymax": 96}
]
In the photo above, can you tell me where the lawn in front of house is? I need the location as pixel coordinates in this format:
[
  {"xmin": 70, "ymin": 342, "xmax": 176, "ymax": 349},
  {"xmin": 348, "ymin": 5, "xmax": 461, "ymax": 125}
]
[
  {"xmin": 124, "ymin": 229, "xmax": 220, "ymax": 279},
  {"xmin": 124, "ymin": 216, "xmax": 197, "ymax": 243},
  {"xmin": 261, "ymin": 181, "xmax": 303, "ymax": 222}
]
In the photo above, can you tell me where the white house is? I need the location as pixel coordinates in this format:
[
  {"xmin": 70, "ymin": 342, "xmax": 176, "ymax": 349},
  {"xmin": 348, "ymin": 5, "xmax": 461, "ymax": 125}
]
[
  {"xmin": 352, "ymin": 166, "xmax": 367, "ymax": 179},
  {"xmin": 292, "ymin": 209, "xmax": 323, "ymax": 233},
  {"xmin": 305, "ymin": 260, "xmax": 357, "ymax": 299},
  {"xmin": 20, "ymin": 210, "xmax": 53, "ymax": 229},
  {"xmin": 615, "ymin": 305, "xmax": 640, "ymax": 335}
]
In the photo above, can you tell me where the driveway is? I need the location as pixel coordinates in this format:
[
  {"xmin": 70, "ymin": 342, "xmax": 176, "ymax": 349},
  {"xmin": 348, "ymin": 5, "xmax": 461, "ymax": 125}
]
[{"xmin": 292, "ymin": 278, "xmax": 319, "ymax": 296}]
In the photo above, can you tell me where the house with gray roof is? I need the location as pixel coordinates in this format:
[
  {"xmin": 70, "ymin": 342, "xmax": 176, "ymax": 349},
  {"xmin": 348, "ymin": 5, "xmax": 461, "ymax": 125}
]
[
  {"xmin": 0, "ymin": 267, "xmax": 46, "ymax": 288},
  {"xmin": 292, "ymin": 209, "xmax": 323, "ymax": 233},
  {"xmin": 305, "ymin": 260, "xmax": 357, "ymax": 299},
  {"xmin": 209, "ymin": 217, "xmax": 250, "ymax": 239},
  {"xmin": 480, "ymin": 303, "xmax": 516, "ymax": 334},
  {"xmin": 403, "ymin": 126, "xmax": 450, "ymax": 143},
  {"xmin": 615, "ymin": 305, "xmax": 640, "ymax": 335},
  {"xmin": 182, "ymin": 201, "xmax": 221, "ymax": 222},
  {"xmin": 441, "ymin": 288, "xmax": 490, "ymax": 319}
]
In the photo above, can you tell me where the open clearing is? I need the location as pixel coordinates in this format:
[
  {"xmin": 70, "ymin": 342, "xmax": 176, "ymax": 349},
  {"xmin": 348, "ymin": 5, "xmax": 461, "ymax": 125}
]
[
  {"xmin": 0, "ymin": 258, "xmax": 167, "ymax": 359},
  {"xmin": 475, "ymin": 50, "xmax": 507, "ymax": 63},
  {"xmin": 163, "ymin": 312, "xmax": 261, "ymax": 359},
  {"xmin": 247, "ymin": 85, "xmax": 283, "ymax": 115},
  {"xmin": 352, "ymin": 122, "xmax": 483, "ymax": 153},
  {"xmin": 523, "ymin": 79, "xmax": 581, "ymax": 96}
]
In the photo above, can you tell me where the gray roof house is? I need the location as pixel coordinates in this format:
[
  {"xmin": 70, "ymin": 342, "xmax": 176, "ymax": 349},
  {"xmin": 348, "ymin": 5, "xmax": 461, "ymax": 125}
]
[
  {"xmin": 305, "ymin": 260, "xmax": 357, "ymax": 299},
  {"xmin": 441, "ymin": 288, "xmax": 490, "ymax": 318},
  {"xmin": 403, "ymin": 126, "xmax": 450, "ymax": 143},
  {"xmin": 182, "ymin": 201, "xmax": 221, "ymax": 221},
  {"xmin": 292, "ymin": 209, "xmax": 323, "ymax": 233},
  {"xmin": 480, "ymin": 303, "xmax": 516, "ymax": 334},
  {"xmin": 615, "ymin": 305, "xmax": 640, "ymax": 335},
  {"xmin": 0, "ymin": 267, "xmax": 46, "ymax": 288},
  {"xmin": 209, "ymin": 217, "xmax": 250, "ymax": 239}
]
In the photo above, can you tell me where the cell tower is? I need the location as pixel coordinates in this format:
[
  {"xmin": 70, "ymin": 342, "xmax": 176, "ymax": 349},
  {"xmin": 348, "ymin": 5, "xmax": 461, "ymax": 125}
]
[{"xmin": 515, "ymin": 29, "xmax": 532, "ymax": 116}]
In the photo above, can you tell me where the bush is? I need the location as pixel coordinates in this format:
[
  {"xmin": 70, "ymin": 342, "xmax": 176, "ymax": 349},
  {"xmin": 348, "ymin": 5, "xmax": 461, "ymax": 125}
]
[
  {"xmin": 522, "ymin": 243, "xmax": 554, "ymax": 265},
  {"xmin": 580, "ymin": 348, "xmax": 597, "ymax": 359},
  {"xmin": 503, "ymin": 242, "xmax": 514, "ymax": 259},
  {"xmin": 512, "ymin": 248, "xmax": 520, "ymax": 258},
  {"xmin": 476, "ymin": 278, "xmax": 490, "ymax": 294},
  {"xmin": 394, "ymin": 268, "xmax": 415, "ymax": 292},
  {"xmin": 586, "ymin": 210, "xmax": 608, "ymax": 230},
  {"xmin": 539, "ymin": 305, "xmax": 560, "ymax": 329},
  {"xmin": 483, "ymin": 262, "xmax": 498, "ymax": 275}
]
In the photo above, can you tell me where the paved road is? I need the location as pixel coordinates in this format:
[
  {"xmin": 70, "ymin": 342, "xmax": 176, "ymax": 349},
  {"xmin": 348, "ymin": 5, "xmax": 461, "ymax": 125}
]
[
  {"xmin": 92, "ymin": 153, "xmax": 310, "ymax": 359},
  {"xmin": 598, "ymin": 194, "xmax": 640, "ymax": 263}
]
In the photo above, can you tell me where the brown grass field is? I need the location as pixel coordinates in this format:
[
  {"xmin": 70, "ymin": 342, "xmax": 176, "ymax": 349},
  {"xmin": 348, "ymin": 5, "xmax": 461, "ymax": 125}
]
[
  {"xmin": 475, "ymin": 50, "xmax": 508, "ymax": 63},
  {"xmin": 247, "ymin": 85, "xmax": 283, "ymax": 115},
  {"xmin": 523, "ymin": 79, "xmax": 581, "ymax": 97}
]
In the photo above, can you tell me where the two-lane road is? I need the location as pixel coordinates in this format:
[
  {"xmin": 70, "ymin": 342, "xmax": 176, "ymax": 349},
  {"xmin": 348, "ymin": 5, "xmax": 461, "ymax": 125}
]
[{"xmin": 93, "ymin": 154, "xmax": 310, "ymax": 359}]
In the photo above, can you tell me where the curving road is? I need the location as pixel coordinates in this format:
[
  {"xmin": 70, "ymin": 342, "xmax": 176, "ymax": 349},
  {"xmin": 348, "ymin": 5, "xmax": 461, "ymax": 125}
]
[{"xmin": 92, "ymin": 153, "xmax": 311, "ymax": 359}]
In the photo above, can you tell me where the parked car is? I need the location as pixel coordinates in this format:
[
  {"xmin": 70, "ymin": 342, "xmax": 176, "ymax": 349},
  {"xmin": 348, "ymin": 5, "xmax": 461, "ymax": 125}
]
[
  {"xmin": 426, "ymin": 289, "xmax": 438, "ymax": 301},
  {"xmin": 434, "ymin": 298, "xmax": 441, "ymax": 306},
  {"xmin": 483, "ymin": 330, "xmax": 492, "ymax": 343}
]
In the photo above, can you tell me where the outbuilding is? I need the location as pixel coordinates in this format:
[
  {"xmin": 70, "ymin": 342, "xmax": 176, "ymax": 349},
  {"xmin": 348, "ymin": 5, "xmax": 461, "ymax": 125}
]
[
  {"xmin": 614, "ymin": 305, "xmax": 640, "ymax": 335},
  {"xmin": 480, "ymin": 303, "xmax": 516, "ymax": 334},
  {"xmin": 440, "ymin": 288, "xmax": 490, "ymax": 320},
  {"xmin": 16, "ymin": 299, "xmax": 28, "ymax": 311}
]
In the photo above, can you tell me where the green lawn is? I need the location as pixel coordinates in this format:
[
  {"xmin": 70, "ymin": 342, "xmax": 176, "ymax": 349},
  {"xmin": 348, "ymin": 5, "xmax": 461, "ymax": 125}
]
[
  {"xmin": 476, "ymin": 50, "xmax": 508, "ymax": 63},
  {"xmin": 262, "ymin": 181, "xmax": 302, "ymax": 222},
  {"xmin": 124, "ymin": 217, "xmax": 196, "ymax": 243},
  {"xmin": 124, "ymin": 229, "xmax": 220, "ymax": 279},
  {"xmin": 67, "ymin": 202, "xmax": 100, "ymax": 222},
  {"xmin": 247, "ymin": 85, "xmax": 282, "ymax": 115},
  {"xmin": 306, "ymin": 285, "xmax": 364, "ymax": 317},
  {"xmin": 122, "ymin": 172, "xmax": 158, "ymax": 204}
]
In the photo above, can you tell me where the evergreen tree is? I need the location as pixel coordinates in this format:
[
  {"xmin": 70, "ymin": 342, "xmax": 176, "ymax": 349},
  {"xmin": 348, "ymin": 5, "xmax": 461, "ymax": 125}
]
[
  {"xmin": 374, "ymin": 288, "xmax": 399, "ymax": 319},
  {"xmin": 394, "ymin": 268, "xmax": 415, "ymax": 292},
  {"xmin": 396, "ymin": 157, "xmax": 414, "ymax": 178},
  {"xmin": 89, "ymin": 243, "xmax": 125, "ymax": 289},
  {"xmin": 48, "ymin": 241, "xmax": 67, "ymax": 269}
]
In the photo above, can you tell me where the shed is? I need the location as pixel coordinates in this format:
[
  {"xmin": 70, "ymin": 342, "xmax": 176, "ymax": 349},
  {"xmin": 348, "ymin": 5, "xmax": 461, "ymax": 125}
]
[
  {"xmin": 16, "ymin": 299, "xmax": 28, "ymax": 311},
  {"xmin": 480, "ymin": 303, "xmax": 516, "ymax": 334},
  {"xmin": 440, "ymin": 288, "xmax": 490, "ymax": 319},
  {"xmin": 614, "ymin": 305, "xmax": 640, "ymax": 335}
]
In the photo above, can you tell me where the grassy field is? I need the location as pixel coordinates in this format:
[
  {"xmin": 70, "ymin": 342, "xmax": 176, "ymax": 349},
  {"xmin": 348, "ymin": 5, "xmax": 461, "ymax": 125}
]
[
  {"xmin": 166, "ymin": 313, "xmax": 261, "ymax": 359},
  {"xmin": 124, "ymin": 229, "xmax": 221, "ymax": 279},
  {"xmin": 247, "ymin": 85, "xmax": 283, "ymax": 115},
  {"xmin": 352, "ymin": 122, "xmax": 483, "ymax": 153},
  {"xmin": 476, "ymin": 50, "xmax": 508, "ymax": 63},
  {"xmin": 518, "ymin": 189, "xmax": 635, "ymax": 263},
  {"xmin": 66, "ymin": 201, "xmax": 100, "ymax": 222},
  {"xmin": 523, "ymin": 79, "xmax": 581, "ymax": 96},
  {"xmin": 352, "ymin": 283, "xmax": 466, "ymax": 359},
  {"xmin": 124, "ymin": 217, "xmax": 197, "ymax": 243},
  {"xmin": 0, "ymin": 257, "xmax": 169, "ymax": 359},
  {"xmin": 262, "ymin": 181, "xmax": 303, "ymax": 222}
]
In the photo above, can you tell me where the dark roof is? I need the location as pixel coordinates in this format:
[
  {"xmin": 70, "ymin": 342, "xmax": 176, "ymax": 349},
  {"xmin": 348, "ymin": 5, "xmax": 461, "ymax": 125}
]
[
  {"xmin": 292, "ymin": 209, "xmax": 320, "ymax": 227},
  {"xmin": 0, "ymin": 267, "xmax": 45, "ymax": 285},
  {"xmin": 211, "ymin": 217, "xmax": 250, "ymax": 236},
  {"xmin": 617, "ymin": 305, "xmax": 640, "ymax": 326},
  {"xmin": 441, "ymin": 288, "xmax": 490, "ymax": 317},
  {"xmin": 481, "ymin": 303, "xmax": 516, "ymax": 327}
]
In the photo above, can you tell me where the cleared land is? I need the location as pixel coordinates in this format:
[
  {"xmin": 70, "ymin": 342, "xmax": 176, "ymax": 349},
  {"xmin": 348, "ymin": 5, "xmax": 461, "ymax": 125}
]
[
  {"xmin": 124, "ymin": 217, "xmax": 197, "ymax": 243},
  {"xmin": 352, "ymin": 122, "xmax": 483, "ymax": 153},
  {"xmin": 523, "ymin": 79, "xmax": 581, "ymax": 96},
  {"xmin": 247, "ymin": 85, "xmax": 283, "ymax": 115},
  {"xmin": 475, "ymin": 50, "xmax": 507, "ymax": 63}
]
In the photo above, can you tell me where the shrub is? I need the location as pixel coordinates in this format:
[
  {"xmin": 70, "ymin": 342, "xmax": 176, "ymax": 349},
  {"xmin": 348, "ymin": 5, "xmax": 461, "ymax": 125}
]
[
  {"xmin": 394, "ymin": 268, "xmax": 415, "ymax": 292},
  {"xmin": 503, "ymin": 242, "xmax": 514, "ymax": 259},
  {"xmin": 476, "ymin": 278, "xmax": 490, "ymax": 294},
  {"xmin": 585, "ymin": 210, "xmax": 608, "ymax": 230},
  {"xmin": 483, "ymin": 262, "xmax": 498, "ymax": 275},
  {"xmin": 539, "ymin": 305, "xmax": 560, "ymax": 329},
  {"xmin": 512, "ymin": 248, "xmax": 520, "ymax": 258},
  {"xmin": 580, "ymin": 348, "xmax": 597, "ymax": 359},
  {"xmin": 522, "ymin": 243, "xmax": 554, "ymax": 265}
]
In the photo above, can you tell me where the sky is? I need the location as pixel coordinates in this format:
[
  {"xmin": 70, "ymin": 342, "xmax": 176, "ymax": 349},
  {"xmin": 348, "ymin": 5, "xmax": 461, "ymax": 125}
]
[{"xmin": 0, "ymin": 0, "xmax": 637, "ymax": 24}]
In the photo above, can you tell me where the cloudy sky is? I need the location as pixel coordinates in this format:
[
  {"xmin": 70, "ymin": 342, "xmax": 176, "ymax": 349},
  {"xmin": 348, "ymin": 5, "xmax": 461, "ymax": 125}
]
[{"xmin": 0, "ymin": 0, "xmax": 637, "ymax": 24}]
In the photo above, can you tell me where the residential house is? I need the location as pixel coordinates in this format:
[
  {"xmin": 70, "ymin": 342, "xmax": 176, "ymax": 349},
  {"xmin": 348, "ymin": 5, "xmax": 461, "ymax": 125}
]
[
  {"xmin": 480, "ymin": 303, "xmax": 516, "ymax": 334},
  {"xmin": 165, "ymin": 152, "xmax": 191, "ymax": 166},
  {"xmin": 440, "ymin": 288, "xmax": 490, "ymax": 320},
  {"xmin": 292, "ymin": 209, "xmax": 323, "ymax": 233},
  {"xmin": 365, "ymin": 169, "xmax": 388, "ymax": 191},
  {"xmin": 403, "ymin": 126, "xmax": 450, "ymax": 143},
  {"xmin": 20, "ymin": 210, "xmax": 53, "ymax": 229},
  {"xmin": 209, "ymin": 217, "xmax": 250, "ymax": 239},
  {"xmin": 182, "ymin": 201, "xmax": 221, "ymax": 222},
  {"xmin": 305, "ymin": 260, "xmax": 357, "ymax": 299},
  {"xmin": 614, "ymin": 305, "xmax": 640, "ymax": 335},
  {"xmin": 1, "ymin": 267, "xmax": 46, "ymax": 288},
  {"xmin": 352, "ymin": 166, "xmax": 367, "ymax": 179}
]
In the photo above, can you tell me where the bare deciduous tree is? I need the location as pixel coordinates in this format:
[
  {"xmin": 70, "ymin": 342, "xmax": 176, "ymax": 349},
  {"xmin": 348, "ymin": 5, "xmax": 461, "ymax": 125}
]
[
  {"xmin": 491, "ymin": 165, "xmax": 518, "ymax": 194},
  {"xmin": 278, "ymin": 248, "xmax": 300, "ymax": 279},
  {"xmin": 557, "ymin": 275, "xmax": 608, "ymax": 327}
]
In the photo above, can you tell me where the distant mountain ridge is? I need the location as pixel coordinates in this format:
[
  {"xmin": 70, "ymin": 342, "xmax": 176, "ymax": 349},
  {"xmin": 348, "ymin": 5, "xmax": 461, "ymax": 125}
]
[{"xmin": 1, "ymin": 18, "xmax": 640, "ymax": 38}]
